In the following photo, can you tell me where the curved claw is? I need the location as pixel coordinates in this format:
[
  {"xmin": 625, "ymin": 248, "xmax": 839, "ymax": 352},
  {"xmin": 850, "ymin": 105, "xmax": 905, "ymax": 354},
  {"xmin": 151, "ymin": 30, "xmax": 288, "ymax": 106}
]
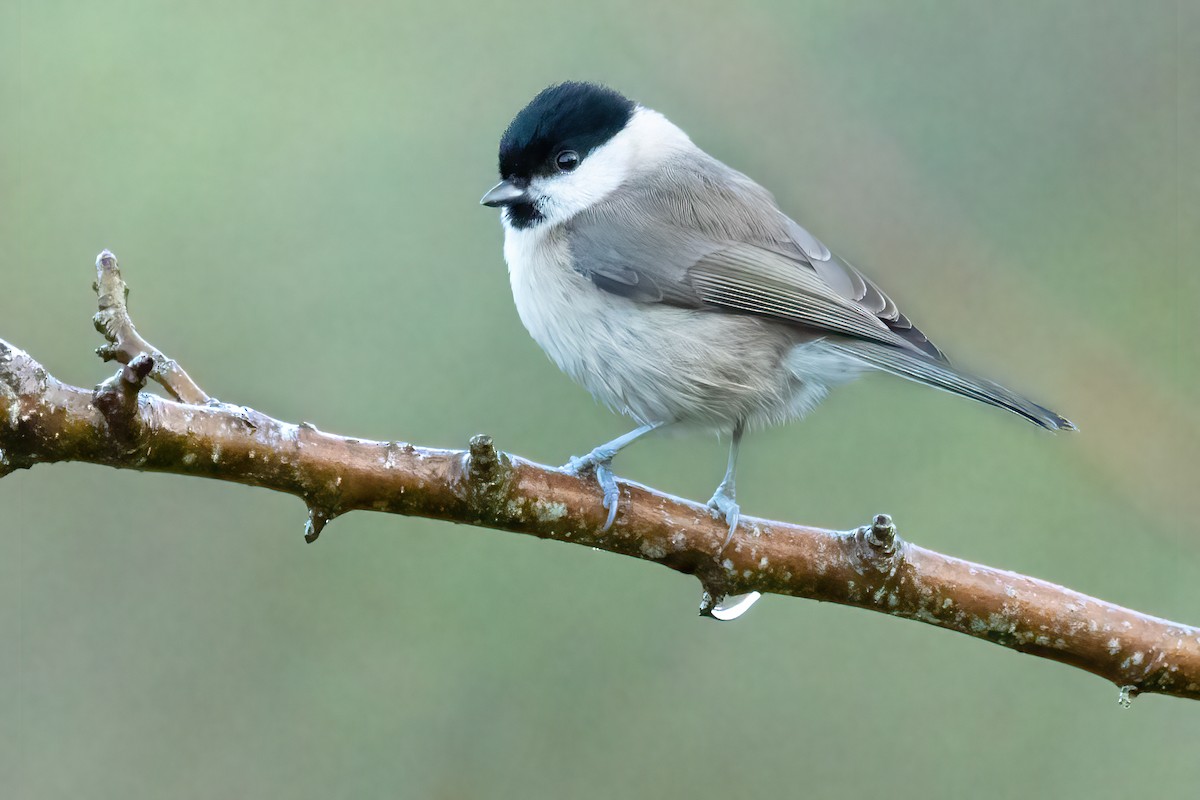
[
  {"xmin": 594, "ymin": 463, "xmax": 620, "ymax": 530},
  {"xmin": 557, "ymin": 424, "xmax": 661, "ymax": 530},
  {"xmin": 707, "ymin": 487, "xmax": 740, "ymax": 550},
  {"xmin": 560, "ymin": 454, "xmax": 621, "ymax": 530}
]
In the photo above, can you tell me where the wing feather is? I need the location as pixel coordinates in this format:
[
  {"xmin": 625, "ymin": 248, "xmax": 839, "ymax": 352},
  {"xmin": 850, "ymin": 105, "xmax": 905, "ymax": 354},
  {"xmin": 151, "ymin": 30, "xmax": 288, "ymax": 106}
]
[{"xmin": 565, "ymin": 153, "xmax": 945, "ymax": 360}]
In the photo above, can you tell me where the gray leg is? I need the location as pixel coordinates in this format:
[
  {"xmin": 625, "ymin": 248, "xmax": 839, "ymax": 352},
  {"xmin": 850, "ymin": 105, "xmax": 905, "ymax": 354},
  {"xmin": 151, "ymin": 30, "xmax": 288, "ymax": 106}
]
[
  {"xmin": 707, "ymin": 421, "xmax": 744, "ymax": 548},
  {"xmin": 563, "ymin": 422, "xmax": 663, "ymax": 530}
]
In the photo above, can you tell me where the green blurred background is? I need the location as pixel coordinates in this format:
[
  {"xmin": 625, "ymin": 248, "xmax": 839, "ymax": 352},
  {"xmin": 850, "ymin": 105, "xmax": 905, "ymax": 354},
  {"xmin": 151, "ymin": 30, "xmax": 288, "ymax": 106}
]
[{"xmin": 3, "ymin": 1, "xmax": 1197, "ymax": 797}]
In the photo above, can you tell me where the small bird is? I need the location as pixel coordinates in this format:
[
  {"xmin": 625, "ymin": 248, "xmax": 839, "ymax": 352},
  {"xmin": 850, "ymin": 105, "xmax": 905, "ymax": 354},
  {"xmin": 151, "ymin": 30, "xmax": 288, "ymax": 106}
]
[{"xmin": 481, "ymin": 81, "xmax": 1074, "ymax": 542}]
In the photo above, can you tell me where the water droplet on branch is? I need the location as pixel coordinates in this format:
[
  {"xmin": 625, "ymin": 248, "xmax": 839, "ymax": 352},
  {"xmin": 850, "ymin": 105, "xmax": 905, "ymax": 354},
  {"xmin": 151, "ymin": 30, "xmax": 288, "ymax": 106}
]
[{"xmin": 700, "ymin": 590, "xmax": 763, "ymax": 621}]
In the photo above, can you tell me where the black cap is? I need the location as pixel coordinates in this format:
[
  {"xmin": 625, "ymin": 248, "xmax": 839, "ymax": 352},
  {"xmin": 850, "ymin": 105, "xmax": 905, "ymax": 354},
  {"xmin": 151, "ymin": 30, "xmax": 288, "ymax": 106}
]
[{"xmin": 498, "ymin": 82, "xmax": 635, "ymax": 181}]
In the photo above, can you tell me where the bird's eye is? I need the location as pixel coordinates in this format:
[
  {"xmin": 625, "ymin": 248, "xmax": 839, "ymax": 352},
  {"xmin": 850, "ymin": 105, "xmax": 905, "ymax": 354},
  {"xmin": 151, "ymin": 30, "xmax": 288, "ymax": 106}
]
[{"xmin": 555, "ymin": 150, "xmax": 580, "ymax": 172}]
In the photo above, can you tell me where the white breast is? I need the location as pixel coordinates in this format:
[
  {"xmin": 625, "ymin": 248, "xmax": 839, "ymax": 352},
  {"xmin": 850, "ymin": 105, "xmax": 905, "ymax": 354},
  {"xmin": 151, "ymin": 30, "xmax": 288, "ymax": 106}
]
[
  {"xmin": 501, "ymin": 222, "xmax": 841, "ymax": 431},
  {"xmin": 504, "ymin": 223, "xmax": 626, "ymax": 402}
]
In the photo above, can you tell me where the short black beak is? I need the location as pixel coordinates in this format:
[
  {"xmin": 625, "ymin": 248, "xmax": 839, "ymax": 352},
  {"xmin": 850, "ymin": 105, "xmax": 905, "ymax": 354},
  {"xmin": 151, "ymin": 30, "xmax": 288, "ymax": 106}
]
[{"xmin": 480, "ymin": 180, "xmax": 531, "ymax": 207}]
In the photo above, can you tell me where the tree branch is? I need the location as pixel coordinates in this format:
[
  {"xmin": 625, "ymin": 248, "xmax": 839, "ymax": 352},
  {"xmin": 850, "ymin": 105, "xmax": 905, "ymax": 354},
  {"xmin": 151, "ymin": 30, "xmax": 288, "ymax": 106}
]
[{"xmin": 2, "ymin": 252, "xmax": 1198, "ymax": 703}]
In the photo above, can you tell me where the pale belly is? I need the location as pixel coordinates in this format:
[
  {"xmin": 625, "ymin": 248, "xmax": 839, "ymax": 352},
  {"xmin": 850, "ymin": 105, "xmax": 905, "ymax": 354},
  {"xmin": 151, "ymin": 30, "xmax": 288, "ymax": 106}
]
[{"xmin": 504, "ymin": 226, "xmax": 862, "ymax": 431}]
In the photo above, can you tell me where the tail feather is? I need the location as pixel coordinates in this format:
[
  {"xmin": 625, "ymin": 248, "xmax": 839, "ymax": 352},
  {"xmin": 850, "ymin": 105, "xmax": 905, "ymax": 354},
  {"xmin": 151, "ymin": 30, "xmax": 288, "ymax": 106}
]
[{"xmin": 828, "ymin": 341, "xmax": 1077, "ymax": 432}]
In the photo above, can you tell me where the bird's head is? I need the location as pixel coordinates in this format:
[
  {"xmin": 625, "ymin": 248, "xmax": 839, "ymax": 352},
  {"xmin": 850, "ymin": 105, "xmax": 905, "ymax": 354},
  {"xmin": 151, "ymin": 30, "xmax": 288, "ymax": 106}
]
[{"xmin": 482, "ymin": 82, "xmax": 672, "ymax": 229}]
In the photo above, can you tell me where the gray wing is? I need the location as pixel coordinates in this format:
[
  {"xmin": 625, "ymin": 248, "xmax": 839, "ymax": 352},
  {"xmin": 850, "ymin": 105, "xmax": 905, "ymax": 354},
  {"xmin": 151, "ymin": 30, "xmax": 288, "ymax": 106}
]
[{"xmin": 565, "ymin": 154, "xmax": 945, "ymax": 361}]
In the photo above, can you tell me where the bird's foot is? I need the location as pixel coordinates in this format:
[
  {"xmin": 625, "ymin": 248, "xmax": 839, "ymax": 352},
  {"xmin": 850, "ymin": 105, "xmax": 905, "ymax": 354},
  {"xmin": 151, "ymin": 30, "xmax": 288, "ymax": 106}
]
[
  {"xmin": 706, "ymin": 483, "xmax": 740, "ymax": 551},
  {"xmin": 562, "ymin": 451, "xmax": 621, "ymax": 530}
]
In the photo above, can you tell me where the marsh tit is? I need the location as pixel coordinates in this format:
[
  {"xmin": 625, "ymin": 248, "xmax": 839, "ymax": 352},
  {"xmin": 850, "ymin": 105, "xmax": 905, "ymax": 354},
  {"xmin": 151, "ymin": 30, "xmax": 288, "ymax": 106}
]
[{"xmin": 481, "ymin": 82, "xmax": 1074, "ymax": 542}]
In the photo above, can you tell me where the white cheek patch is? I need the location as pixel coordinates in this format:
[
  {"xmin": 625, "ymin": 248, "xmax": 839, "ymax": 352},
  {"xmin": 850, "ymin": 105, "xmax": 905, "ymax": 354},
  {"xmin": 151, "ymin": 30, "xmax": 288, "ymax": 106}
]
[
  {"xmin": 530, "ymin": 107, "xmax": 693, "ymax": 227},
  {"xmin": 532, "ymin": 143, "xmax": 632, "ymax": 225}
]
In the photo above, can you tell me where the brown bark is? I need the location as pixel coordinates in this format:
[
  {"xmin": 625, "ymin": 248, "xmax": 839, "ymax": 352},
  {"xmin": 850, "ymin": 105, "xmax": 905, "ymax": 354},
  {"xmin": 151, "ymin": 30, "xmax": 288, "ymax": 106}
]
[{"xmin": 1, "ymin": 252, "xmax": 1197, "ymax": 703}]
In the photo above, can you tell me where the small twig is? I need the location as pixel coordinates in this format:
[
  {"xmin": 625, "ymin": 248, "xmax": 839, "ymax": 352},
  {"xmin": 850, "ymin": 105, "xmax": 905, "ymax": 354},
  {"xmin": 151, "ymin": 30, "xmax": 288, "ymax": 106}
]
[
  {"xmin": 304, "ymin": 506, "xmax": 334, "ymax": 544},
  {"xmin": 91, "ymin": 352, "xmax": 157, "ymax": 445},
  {"xmin": 864, "ymin": 513, "xmax": 898, "ymax": 553},
  {"xmin": 92, "ymin": 250, "xmax": 210, "ymax": 405}
]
